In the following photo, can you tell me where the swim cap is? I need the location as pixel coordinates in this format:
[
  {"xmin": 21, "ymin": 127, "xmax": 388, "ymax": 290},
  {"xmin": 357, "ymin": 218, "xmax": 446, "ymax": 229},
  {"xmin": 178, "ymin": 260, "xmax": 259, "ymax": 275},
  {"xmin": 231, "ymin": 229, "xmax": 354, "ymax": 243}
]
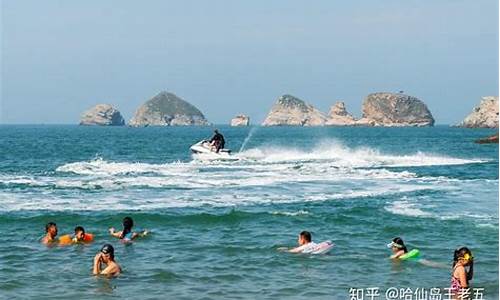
[{"xmin": 101, "ymin": 244, "xmax": 114, "ymax": 255}]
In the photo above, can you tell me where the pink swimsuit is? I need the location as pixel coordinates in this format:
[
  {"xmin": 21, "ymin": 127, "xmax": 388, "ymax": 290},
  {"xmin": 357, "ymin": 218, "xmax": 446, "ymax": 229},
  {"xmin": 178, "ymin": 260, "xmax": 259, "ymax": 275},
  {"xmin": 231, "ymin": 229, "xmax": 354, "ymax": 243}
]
[{"xmin": 450, "ymin": 266, "xmax": 466, "ymax": 293}]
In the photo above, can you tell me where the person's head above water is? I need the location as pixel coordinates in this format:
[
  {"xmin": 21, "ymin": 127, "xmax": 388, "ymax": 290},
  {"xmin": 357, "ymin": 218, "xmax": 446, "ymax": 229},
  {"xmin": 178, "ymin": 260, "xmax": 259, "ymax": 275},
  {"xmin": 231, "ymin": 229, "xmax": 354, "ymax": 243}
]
[
  {"xmin": 121, "ymin": 216, "xmax": 134, "ymax": 238},
  {"xmin": 214, "ymin": 129, "xmax": 219, "ymax": 134},
  {"xmin": 454, "ymin": 247, "xmax": 474, "ymax": 266},
  {"xmin": 453, "ymin": 246, "xmax": 474, "ymax": 282},
  {"xmin": 45, "ymin": 222, "xmax": 58, "ymax": 237},
  {"xmin": 298, "ymin": 231, "xmax": 312, "ymax": 245},
  {"xmin": 74, "ymin": 226, "xmax": 85, "ymax": 241},
  {"xmin": 387, "ymin": 237, "xmax": 408, "ymax": 253},
  {"xmin": 100, "ymin": 244, "xmax": 115, "ymax": 261}
]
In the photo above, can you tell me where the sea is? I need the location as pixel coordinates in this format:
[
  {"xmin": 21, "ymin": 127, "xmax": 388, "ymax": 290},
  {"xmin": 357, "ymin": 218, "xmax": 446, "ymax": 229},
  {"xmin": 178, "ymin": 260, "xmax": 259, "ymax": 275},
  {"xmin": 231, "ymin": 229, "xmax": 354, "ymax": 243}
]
[{"xmin": 0, "ymin": 125, "xmax": 498, "ymax": 299}]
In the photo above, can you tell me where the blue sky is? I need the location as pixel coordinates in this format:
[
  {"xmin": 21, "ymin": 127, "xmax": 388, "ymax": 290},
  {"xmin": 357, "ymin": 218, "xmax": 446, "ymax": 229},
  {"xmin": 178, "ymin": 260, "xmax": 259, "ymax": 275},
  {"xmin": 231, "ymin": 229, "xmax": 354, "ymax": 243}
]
[{"xmin": 1, "ymin": 0, "xmax": 498, "ymax": 124}]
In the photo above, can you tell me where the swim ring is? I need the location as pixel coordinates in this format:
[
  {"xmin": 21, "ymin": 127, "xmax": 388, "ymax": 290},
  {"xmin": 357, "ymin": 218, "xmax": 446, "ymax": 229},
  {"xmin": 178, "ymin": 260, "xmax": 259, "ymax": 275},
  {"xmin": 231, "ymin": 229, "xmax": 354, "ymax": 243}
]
[{"xmin": 399, "ymin": 249, "xmax": 420, "ymax": 260}]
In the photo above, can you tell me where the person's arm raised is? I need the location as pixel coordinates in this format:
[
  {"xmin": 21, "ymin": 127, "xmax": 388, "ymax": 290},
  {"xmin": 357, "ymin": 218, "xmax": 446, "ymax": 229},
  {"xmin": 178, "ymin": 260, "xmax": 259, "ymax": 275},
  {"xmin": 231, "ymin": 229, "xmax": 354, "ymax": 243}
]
[{"xmin": 93, "ymin": 253, "xmax": 102, "ymax": 275}]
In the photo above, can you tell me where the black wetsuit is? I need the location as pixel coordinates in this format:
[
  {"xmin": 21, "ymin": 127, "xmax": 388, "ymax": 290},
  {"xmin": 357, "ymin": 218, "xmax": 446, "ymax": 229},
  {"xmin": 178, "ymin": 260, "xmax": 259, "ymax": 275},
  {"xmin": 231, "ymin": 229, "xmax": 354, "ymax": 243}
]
[{"xmin": 210, "ymin": 133, "xmax": 225, "ymax": 153}]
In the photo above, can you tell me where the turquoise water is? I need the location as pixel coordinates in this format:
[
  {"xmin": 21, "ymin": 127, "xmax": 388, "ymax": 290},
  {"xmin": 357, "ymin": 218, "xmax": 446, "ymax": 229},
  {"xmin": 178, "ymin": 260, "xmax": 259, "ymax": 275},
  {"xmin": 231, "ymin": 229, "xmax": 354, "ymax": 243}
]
[{"xmin": 0, "ymin": 125, "xmax": 498, "ymax": 299}]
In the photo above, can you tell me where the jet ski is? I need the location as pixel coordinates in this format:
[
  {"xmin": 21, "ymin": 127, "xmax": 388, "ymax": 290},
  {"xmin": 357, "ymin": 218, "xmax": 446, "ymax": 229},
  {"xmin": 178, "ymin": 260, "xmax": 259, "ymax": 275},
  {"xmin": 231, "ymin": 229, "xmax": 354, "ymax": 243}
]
[{"xmin": 190, "ymin": 140, "xmax": 237, "ymax": 161}]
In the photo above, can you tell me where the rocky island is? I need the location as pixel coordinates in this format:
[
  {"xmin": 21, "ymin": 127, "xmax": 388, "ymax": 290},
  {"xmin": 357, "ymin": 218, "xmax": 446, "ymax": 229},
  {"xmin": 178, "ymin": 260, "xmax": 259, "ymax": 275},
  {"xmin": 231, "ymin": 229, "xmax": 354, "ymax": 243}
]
[
  {"xmin": 231, "ymin": 115, "xmax": 250, "ymax": 126},
  {"xmin": 129, "ymin": 92, "xmax": 209, "ymax": 126},
  {"xmin": 325, "ymin": 102, "xmax": 357, "ymax": 126},
  {"xmin": 79, "ymin": 104, "xmax": 125, "ymax": 126},
  {"xmin": 356, "ymin": 92, "xmax": 435, "ymax": 127},
  {"xmin": 457, "ymin": 96, "xmax": 499, "ymax": 128},
  {"xmin": 261, "ymin": 94, "xmax": 327, "ymax": 126}
]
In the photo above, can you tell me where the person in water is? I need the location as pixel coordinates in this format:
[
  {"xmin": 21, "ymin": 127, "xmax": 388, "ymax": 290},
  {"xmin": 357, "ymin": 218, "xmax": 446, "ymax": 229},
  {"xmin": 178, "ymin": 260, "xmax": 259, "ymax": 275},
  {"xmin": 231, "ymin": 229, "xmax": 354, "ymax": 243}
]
[
  {"xmin": 109, "ymin": 216, "xmax": 148, "ymax": 241},
  {"xmin": 387, "ymin": 237, "xmax": 408, "ymax": 259},
  {"xmin": 93, "ymin": 244, "xmax": 121, "ymax": 277},
  {"xmin": 450, "ymin": 247, "xmax": 474, "ymax": 297},
  {"xmin": 41, "ymin": 222, "xmax": 58, "ymax": 245},
  {"xmin": 288, "ymin": 231, "xmax": 318, "ymax": 253},
  {"xmin": 209, "ymin": 129, "xmax": 225, "ymax": 153},
  {"xmin": 72, "ymin": 226, "xmax": 93, "ymax": 243},
  {"xmin": 73, "ymin": 226, "xmax": 86, "ymax": 242}
]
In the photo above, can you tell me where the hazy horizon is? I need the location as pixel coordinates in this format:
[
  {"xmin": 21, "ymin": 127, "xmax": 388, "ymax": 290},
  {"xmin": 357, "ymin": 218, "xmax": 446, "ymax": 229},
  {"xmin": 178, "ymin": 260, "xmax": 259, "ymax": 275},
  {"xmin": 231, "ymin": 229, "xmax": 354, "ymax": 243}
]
[{"xmin": 1, "ymin": 1, "xmax": 499, "ymax": 125}]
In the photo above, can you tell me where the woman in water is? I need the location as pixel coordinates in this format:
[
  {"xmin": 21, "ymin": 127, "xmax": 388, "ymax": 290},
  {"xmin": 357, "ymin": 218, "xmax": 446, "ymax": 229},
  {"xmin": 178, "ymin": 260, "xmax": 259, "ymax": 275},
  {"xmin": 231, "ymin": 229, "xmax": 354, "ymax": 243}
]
[
  {"xmin": 387, "ymin": 237, "xmax": 408, "ymax": 259},
  {"xmin": 450, "ymin": 247, "xmax": 474, "ymax": 298},
  {"xmin": 109, "ymin": 216, "xmax": 148, "ymax": 241}
]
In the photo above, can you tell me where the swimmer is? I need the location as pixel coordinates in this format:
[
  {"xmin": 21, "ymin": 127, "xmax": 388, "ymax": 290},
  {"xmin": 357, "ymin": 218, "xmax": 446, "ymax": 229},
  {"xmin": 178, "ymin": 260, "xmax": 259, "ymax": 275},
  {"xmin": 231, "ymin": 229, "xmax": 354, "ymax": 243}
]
[
  {"xmin": 93, "ymin": 244, "xmax": 121, "ymax": 277},
  {"xmin": 41, "ymin": 222, "xmax": 58, "ymax": 245},
  {"xmin": 73, "ymin": 226, "xmax": 86, "ymax": 242},
  {"xmin": 72, "ymin": 226, "xmax": 93, "ymax": 243},
  {"xmin": 387, "ymin": 237, "xmax": 408, "ymax": 259},
  {"xmin": 450, "ymin": 247, "xmax": 474, "ymax": 298},
  {"xmin": 287, "ymin": 231, "xmax": 318, "ymax": 253},
  {"xmin": 109, "ymin": 217, "xmax": 148, "ymax": 241},
  {"xmin": 387, "ymin": 237, "xmax": 446, "ymax": 267}
]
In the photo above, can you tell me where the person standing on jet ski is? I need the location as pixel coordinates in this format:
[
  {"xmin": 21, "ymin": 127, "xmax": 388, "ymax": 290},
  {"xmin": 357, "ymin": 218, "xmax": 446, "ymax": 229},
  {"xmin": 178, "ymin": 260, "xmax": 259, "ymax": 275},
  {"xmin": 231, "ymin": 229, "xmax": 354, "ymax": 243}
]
[{"xmin": 209, "ymin": 129, "xmax": 225, "ymax": 153}]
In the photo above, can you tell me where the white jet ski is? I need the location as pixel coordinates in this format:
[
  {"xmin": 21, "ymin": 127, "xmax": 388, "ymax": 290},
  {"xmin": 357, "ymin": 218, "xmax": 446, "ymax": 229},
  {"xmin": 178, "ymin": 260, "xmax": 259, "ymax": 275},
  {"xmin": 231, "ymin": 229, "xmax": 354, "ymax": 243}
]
[{"xmin": 190, "ymin": 140, "xmax": 238, "ymax": 161}]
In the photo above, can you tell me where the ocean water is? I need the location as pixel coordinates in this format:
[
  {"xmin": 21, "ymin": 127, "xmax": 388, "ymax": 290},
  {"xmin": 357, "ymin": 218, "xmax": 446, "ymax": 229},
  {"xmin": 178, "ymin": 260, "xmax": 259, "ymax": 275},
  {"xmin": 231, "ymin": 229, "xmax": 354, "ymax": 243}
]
[{"xmin": 0, "ymin": 125, "xmax": 497, "ymax": 299}]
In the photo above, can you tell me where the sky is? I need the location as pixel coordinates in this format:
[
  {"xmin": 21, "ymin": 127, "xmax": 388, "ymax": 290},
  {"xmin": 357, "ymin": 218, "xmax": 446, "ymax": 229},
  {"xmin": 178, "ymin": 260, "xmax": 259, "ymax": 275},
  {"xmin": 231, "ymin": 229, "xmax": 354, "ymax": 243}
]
[{"xmin": 1, "ymin": 0, "xmax": 498, "ymax": 125}]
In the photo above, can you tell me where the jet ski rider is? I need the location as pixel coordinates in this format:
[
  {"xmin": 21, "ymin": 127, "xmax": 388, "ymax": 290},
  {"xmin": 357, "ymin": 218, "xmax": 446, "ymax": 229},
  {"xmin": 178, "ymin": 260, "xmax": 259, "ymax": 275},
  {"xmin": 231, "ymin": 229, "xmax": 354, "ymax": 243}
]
[{"xmin": 209, "ymin": 129, "xmax": 225, "ymax": 153}]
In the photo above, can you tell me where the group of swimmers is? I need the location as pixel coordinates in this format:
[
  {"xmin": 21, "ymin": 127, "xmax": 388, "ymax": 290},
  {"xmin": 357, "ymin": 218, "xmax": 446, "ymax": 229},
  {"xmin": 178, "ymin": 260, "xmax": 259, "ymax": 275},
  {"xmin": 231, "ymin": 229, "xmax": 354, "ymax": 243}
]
[
  {"xmin": 41, "ymin": 217, "xmax": 148, "ymax": 276},
  {"xmin": 41, "ymin": 219, "xmax": 474, "ymax": 298},
  {"xmin": 281, "ymin": 231, "xmax": 474, "ymax": 298}
]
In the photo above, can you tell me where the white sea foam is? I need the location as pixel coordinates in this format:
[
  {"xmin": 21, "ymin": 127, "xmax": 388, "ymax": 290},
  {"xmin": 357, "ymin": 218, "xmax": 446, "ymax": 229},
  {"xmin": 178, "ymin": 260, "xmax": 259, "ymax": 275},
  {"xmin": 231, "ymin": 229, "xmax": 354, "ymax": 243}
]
[
  {"xmin": 0, "ymin": 140, "xmax": 492, "ymax": 212},
  {"xmin": 270, "ymin": 210, "xmax": 311, "ymax": 216},
  {"xmin": 385, "ymin": 200, "xmax": 433, "ymax": 218},
  {"xmin": 238, "ymin": 140, "xmax": 485, "ymax": 167}
]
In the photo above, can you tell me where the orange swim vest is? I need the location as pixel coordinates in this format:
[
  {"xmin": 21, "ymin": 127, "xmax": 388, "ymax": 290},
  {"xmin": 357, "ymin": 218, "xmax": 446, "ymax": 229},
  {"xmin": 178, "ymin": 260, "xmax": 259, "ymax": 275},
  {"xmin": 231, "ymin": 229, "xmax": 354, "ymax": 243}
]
[
  {"xmin": 58, "ymin": 233, "xmax": 94, "ymax": 245},
  {"xmin": 82, "ymin": 233, "xmax": 94, "ymax": 242}
]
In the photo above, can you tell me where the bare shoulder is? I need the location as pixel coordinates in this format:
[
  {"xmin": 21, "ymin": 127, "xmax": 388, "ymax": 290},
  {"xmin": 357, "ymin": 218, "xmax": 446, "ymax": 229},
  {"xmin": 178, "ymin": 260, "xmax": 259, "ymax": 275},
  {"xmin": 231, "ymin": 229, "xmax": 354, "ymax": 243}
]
[{"xmin": 453, "ymin": 264, "xmax": 465, "ymax": 275}]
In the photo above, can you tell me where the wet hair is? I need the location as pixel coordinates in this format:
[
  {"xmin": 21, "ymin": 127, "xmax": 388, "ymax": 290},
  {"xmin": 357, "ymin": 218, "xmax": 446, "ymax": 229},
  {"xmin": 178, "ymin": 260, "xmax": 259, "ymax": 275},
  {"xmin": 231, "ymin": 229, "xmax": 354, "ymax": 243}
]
[
  {"xmin": 392, "ymin": 237, "xmax": 408, "ymax": 253},
  {"xmin": 453, "ymin": 247, "xmax": 474, "ymax": 282},
  {"xmin": 300, "ymin": 231, "xmax": 312, "ymax": 243},
  {"xmin": 74, "ymin": 226, "xmax": 85, "ymax": 234},
  {"xmin": 45, "ymin": 222, "xmax": 56, "ymax": 232},
  {"xmin": 101, "ymin": 244, "xmax": 115, "ymax": 260},
  {"xmin": 120, "ymin": 217, "xmax": 134, "ymax": 239}
]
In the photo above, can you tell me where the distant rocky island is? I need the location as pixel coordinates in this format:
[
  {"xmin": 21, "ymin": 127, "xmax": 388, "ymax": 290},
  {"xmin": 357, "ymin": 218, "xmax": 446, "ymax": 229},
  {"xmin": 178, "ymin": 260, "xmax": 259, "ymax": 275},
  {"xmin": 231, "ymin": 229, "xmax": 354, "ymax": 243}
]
[
  {"xmin": 231, "ymin": 115, "xmax": 250, "ymax": 126},
  {"xmin": 325, "ymin": 102, "xmax": 357, "ymax": 126},
  {"xmin": 129, "ymin": 92, "xmax": 209, "ymax": 127},
  {"xmin": 261, "ymin": 94, "xmax": 328, "ymax": 126},
  {"xmin": 78, "ymin": 90, "xmax": 497, "ymax": 128},
  {"xmin": 457, "ymin": 96, "xmax": 499, "ymax": 128},
  {"xmin": 356, "ymin": 93, "xmax": 435, "ymax": 127},
  {"xmin": 79, "ymin": 104, "xmax": 125, "ymax": 126},
  {"xmin": 261, "ymin": 92, "xmax": 434, "ymax": 127}
]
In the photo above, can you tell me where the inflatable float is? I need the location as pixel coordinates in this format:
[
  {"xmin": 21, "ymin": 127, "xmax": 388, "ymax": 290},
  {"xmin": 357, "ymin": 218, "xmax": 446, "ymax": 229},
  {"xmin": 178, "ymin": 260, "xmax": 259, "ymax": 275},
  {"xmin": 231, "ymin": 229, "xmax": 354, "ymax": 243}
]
[
  {"xmin": 399, "ymin": 249, "xmax": 420, "ymax": 260},
  {"xmin": 58, "ymin": 233, "xmax": 94, "ymax": 245},
  {"xmin": 303, "ymin": 241, "xmax": 334, "ymax": 255}
]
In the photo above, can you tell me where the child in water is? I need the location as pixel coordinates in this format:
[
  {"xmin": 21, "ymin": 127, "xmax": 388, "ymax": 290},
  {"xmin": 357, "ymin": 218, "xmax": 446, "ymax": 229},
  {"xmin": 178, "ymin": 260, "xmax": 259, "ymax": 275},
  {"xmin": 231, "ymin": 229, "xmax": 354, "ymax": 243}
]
[
  {"xmin": 387, "ymin": 237, "xmax": 408, "ymax": 259},
  {"xmin": 41, "ymin": 222, "xmax": 58, "ymax": 245},
  {"xmin": 72, "ymin": 226, "xmax": 93, "ymax": 243},
  {"xmin": 450, "ymin": 247, "xmax": 474, "ymax": 297},
  {"xmin": 109, "ymin": 217, "xmax": 148, "ymax": 241},
  {"xmin": 93, "ymin": 244, "xmax": 121, "ymax": 277}
]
